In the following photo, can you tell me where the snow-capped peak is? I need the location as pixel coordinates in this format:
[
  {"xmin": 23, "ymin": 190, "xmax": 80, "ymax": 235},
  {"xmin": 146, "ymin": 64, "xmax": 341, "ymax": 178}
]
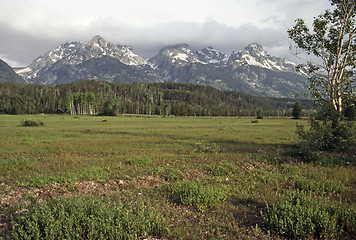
[
  {"xmin": 155, "ymin": 44, "xmax": 202, "ymax": 65},
  {"xmin": 196, "ymin": 47, "xmax": 228, "ymax": 65},
  {"xmin": 239, "ymin": 43, "xmax": 269, "ymax": 60},
  {"xmin": 88, "ymin": 35, "xmax": 107, "ymax": 49},
  {"xmin": 228, "ymin": 43, "xmax": 299, "ymax": 72},
  {"xmin": 15, "ymin": 35, "xmax": 148, "ymax": 84}
]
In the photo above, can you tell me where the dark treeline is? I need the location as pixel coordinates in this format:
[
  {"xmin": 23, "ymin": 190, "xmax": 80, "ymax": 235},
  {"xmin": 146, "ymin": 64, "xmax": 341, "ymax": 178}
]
[{"xmin": 0, "ymin": 80, "xmax": 313, "ymax": 117}]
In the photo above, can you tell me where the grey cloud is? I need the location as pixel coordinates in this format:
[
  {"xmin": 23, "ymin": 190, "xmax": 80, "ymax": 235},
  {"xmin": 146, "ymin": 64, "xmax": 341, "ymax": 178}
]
[
  {"xmin": 1, "ymin": 18, "xmax": 292, "ymax": 67},
  {"xmin": 136, "ymin": 20, "xmax": 289, "ymax": 57},
  {"xmin": 0, "ymin": 24, "xmax": 81, "ymax": 67},
  {"xmin": 0, "ymin": 0, "xmax": 331, "ymax": 67},
  {"xmin": 93, "ymin": 19, "xmax": 289, "ymax": 58}
]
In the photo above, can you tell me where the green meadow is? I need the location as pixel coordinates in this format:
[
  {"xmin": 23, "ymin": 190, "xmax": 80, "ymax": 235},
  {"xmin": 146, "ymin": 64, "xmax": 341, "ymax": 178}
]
[{"xmin": 0, "ymin": 115, "xmax": 355, "ymax": 239}]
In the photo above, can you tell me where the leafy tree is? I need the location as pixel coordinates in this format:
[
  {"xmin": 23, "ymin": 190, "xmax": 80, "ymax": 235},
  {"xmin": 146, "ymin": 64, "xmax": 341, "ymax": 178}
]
[
  {"xmin": 288, "ymin": 0, "xmax": 355, "ymax": 119},
  {"xmin": 256, "ymin": 109, "xmax": 263, "ymax": 119},
  {"xmin": 288, "ymin": 0, "xmax": 356, "ymax": 152},
  {"xmin": 292, "ymin": 101, "xmax": 303, "ymax": 119}
]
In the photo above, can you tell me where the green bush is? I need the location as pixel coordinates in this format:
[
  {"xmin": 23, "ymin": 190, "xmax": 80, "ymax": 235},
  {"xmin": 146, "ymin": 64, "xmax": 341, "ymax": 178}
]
[
  {"xmin": 261, "ymin": 191, "xmax": 356, "ymax": 239},
  {"xmin": 292, "ymin": 101, "xmax": 303, "ymax": 119},
  {"xmin": 256, "ymin": 109, "xmax": 263, "ymax": 119},
  {"xmin": 20, "ymin": 119, "xmax": 44, "ymax": 127},
  {"xmin": 166, "ymin": 181, "xmax": 227, "ymax": 212},
  {"xmin": 296, "ymin": 119, "xmax": 356, "ymax": 154},
  {"xmin": 9, "ymin": 197, "xmax": 168, "ymax": 239}
]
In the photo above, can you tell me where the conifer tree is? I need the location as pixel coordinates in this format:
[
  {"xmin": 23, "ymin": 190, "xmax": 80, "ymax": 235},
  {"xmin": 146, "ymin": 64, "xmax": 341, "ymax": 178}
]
[{"xmin": 292, "ymin": 101, "xmax": 303, "ymax": 119}]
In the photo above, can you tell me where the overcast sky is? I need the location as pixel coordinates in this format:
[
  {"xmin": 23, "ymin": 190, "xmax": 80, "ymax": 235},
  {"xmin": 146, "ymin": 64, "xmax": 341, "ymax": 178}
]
[{"xmin": 1, "ymin": 0, "xmax": 331, "ymax": 67}]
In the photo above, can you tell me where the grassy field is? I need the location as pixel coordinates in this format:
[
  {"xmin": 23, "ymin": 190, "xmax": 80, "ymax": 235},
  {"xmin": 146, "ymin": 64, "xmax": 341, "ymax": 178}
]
[{"xmin": 0, "ymin": 114, "xmax": 355, "ymax": 239}]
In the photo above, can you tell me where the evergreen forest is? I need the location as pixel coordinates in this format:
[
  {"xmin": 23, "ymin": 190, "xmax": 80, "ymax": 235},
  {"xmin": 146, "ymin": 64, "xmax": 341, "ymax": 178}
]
[{"xmin": 0, "ymin": 80, "xmax": 312, "ymax": 117}]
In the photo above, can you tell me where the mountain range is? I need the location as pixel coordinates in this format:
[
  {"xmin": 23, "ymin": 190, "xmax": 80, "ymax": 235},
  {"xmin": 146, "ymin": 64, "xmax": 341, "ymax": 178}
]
[{"xmin": 11, "ymin": 35, "xmax": 308, "ymax": 98}]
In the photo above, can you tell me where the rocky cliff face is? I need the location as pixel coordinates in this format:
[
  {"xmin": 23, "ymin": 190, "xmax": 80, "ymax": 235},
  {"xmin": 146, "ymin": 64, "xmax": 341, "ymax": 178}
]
[{"xmin": 196, "ymin": 47, "xmax": 228, "ymax": 65}]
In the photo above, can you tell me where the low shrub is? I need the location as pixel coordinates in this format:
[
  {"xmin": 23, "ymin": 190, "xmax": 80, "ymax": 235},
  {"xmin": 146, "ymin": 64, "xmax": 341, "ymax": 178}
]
[
  {"xmin": 20, "ymin": 119, "xmax": 44, "ymax": 127},
  {"xmin": 76, "ymin": 166, "xmax": 111, "ymax": 183},
  {"xmin": 17, "ymin": 167, "xmax": 111, "ymax": 188},
  {"xmin": 194, "ymin": 140, "xmax": 221, "ymax": 153},
  {"xmin": 128, "ymin": 156, "xmax": 152, "ymax": 167},
  {"xmin": 17, "ymin": 175, "xmax": 73, "ymax": 188},
  {"xmin": 166, "ymin": 181, "xmax": 227, "ymax": 212},
  {"xmin": 254, "ymin": 153, "xmax": 283, "ymax": 165},
  {"xmin": 261, "ymin": 191, "xmax": 356, "ymax": 239},
  {"xmin": 294, "ymin": 178, "xmax": 343, "ymax": 194},
  {"xmin": 206, "ymin": 162, "xmax": 235, "ymax": 177},
  {"xmin": 8, "ymin": 197, "xmax": 168, "ymax": 239},
  {"xmin": 156, "ymin": 167, "xmax": 184, "ymax": 182}
]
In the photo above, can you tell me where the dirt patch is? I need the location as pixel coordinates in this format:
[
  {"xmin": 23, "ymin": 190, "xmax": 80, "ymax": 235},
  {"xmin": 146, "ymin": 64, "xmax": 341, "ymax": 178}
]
[
  {"xmin": 0, "ymin": 176, "xmax": 166, "ymax": 207},
  {"xmin": 129, "ymin": 175, "xmax": 167, "ymax": 189},
  {"xmin": 0, "ymin": 160, "xmax": 270, "ymax": 208},
  {"xmin": 184, "ymin": 169, "xmax": 208, "ymax": 180}
]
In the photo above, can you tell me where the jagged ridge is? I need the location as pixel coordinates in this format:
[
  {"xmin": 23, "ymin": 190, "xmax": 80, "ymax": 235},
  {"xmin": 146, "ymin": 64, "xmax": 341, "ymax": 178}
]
[
  {"xmin": 150, "ymin": 42, "xmax": 308, "ymax": 97},
  {"xmin": 14, "ymin": 35, "xmax": 308, "ymax": 98},
  {"xmin": 16, "ymin": 35, "xmax": 149, "ymax": 85}
]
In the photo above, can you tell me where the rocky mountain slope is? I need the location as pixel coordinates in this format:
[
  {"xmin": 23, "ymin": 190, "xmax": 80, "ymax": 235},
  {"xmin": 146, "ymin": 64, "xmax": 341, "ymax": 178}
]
[
  {"xmin": 0, "ymin": 59, "xmax": 26, "ymax": 84},
  {"xmin": 225, "ymin": 43, "xmax": 309, "ymax": 97},
  {"xmin": 15, "ymin": 35, "xmax": 308, "ymax": 98},
  {"xmin": 16, "ymin": 35, "xmax": 155, "ymax": 85},
  {"xmin": 150, "ymin": 43, "xmax": 308, "ymax": 97}
]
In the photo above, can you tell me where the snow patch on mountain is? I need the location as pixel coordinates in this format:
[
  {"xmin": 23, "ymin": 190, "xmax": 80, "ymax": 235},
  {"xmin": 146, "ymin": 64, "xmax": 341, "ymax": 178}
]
[
  {"xmin": 16, "ymin": 36, "xmax": 148, "ymax": 84},
  {"xmin": 228, "ymin": 43, "xmax": 303, "ymax": 74},
  {"xmin": 172, "ymin": 53, "xmax": 189, "ymax": 62},
  {"xmin": 196, "ymin": 47, "xmax": 228, "ymax": 65}
]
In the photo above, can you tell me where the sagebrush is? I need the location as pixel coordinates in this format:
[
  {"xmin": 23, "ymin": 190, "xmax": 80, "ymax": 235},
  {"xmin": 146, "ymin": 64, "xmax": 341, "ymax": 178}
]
[{"xmin": 9, "ymin": 197, "xmax": 168, "ymax": 239}]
